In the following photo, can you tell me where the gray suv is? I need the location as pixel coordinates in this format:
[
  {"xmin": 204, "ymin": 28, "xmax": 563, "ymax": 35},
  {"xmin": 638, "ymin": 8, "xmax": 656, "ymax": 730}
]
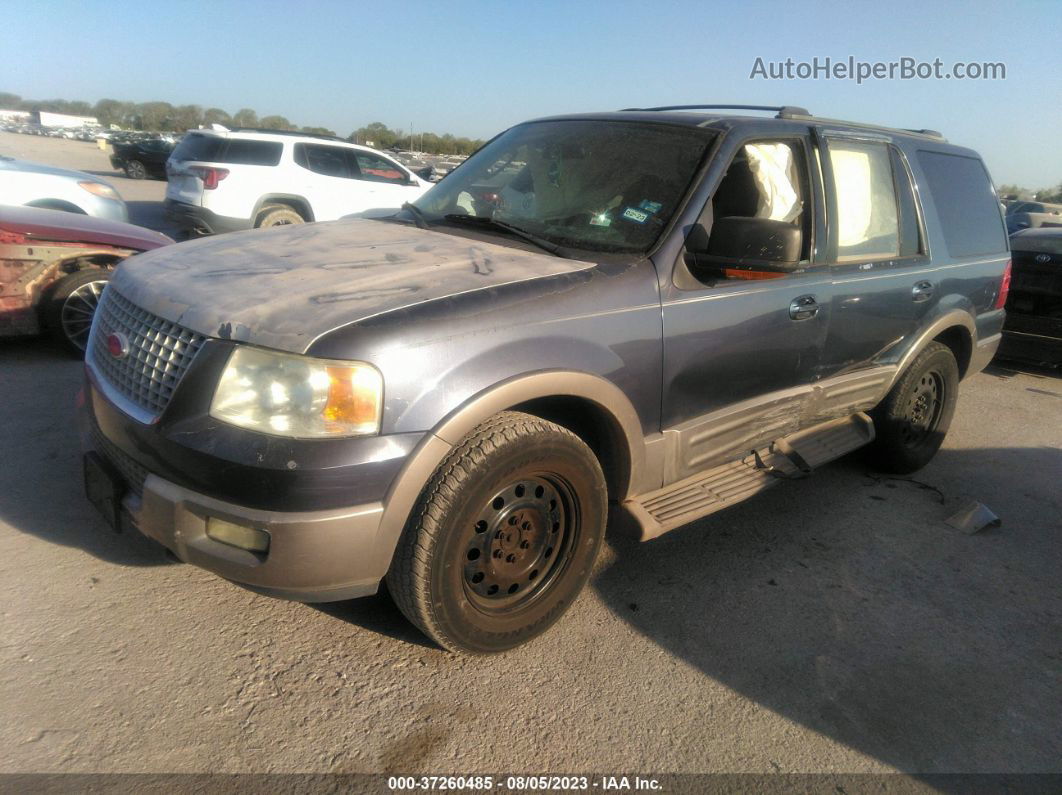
[{"xmin": 79, "ymin": 105, "xmax": 1010, "ymax": 653}]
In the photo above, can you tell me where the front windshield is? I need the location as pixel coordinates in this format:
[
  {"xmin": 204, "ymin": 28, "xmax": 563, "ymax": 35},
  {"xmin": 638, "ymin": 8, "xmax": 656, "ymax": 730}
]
[{"xmin": 413, "ymin": 120, "xmax": 712, "ymax": 254}]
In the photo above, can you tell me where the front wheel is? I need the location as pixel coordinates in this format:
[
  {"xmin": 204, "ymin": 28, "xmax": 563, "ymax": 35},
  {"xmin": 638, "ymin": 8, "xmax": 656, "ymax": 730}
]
[
  {"xmin": 387, "ymin": 412, "xmax": 607, "ymax": 653},
  {"xmin": 868, "ymin": 341, "xmax": 959, "ymax": 473},
  {"xmin": 44, "ymin": 268, "xmax": 111, "ymax": 355}
]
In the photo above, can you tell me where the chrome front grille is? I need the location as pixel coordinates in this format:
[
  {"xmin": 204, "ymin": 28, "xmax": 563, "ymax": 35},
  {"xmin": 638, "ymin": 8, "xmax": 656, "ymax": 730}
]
[{"xmin": 87, "ymin": 287, "xmax": 206, "ymax": 423}]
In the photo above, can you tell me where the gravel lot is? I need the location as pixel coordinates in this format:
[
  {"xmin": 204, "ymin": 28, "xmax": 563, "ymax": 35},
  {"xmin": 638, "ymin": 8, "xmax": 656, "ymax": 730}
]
[{"xmin": 1, "ymin": 134, "xmax": 1061, "ymax": 778}]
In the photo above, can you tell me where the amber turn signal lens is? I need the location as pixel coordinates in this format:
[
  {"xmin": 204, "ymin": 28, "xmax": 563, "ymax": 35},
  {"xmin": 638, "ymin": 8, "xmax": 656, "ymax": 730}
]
[{"xmin": 323, "ymin": 365, "xmax": 383, "ymax": 432}]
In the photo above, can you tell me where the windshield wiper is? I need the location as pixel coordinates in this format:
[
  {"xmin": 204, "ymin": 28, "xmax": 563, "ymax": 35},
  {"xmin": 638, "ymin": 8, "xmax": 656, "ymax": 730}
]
[
  {"xmin": 402, "ymin": 202, "xmax": 430, "ymax": 229},
  {"xmin": 442, "ymin": 214, "xmax": 565, "ymax": 257}
]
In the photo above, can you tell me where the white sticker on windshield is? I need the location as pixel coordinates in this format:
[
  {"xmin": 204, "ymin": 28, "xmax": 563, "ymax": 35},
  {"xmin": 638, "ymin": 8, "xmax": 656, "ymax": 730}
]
[{"xmin": 622, "ymin": 207, "xmax": 649, "ymax": 224}]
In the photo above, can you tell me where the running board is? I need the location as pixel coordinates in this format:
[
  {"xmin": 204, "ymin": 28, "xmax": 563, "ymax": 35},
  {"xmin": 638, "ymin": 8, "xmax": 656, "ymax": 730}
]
[{"xmin": 625, "ymin": 413, "xmax": 875, "ymax": 541}]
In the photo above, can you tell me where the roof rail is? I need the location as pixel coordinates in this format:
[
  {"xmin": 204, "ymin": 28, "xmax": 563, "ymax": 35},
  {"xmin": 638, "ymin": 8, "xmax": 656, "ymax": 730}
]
[
  {"xmin": 227, "ymin": 127, "xmax": 346, "ymax": 142},
  {"xmin": 619, "ymin": 104, "xmax": 811, "ymax": 119},
  {"xmin": 902, "ymin": 128, "xmax": 945, "ymax": 140}
]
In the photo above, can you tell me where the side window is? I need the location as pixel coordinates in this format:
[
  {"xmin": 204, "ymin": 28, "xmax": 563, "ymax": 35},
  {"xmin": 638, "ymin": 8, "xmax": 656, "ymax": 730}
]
[
  {"xmin": 683, "ymin": 139, "xmax": 810, "ymax": 284},
  {"xmin": 916, "ymin": 151, "xmax": 1008, "ymax": 257},
  {"xmin": 890, "ymin": 149, "xmax": 924, "ymax": 258},
  {"xmin": 352, "ymin": 151, "xmax": 409, "ymax": 184},
  {"xmin": 221, "ymin": 139, "xmax": 283, "ymax": 166},
  {"xmin": 294, "ymin": 143, "xmax": 355, "ymax": 178},
  {"xmin": 826, "ymin": 140, "xmax": 899, "ymax": 263}
]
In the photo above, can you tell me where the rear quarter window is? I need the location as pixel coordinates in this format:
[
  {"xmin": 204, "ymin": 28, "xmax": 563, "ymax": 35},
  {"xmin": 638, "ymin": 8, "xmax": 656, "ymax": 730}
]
[
  {"xmin": 220, "ymin": 139, "xmax": 283, "ymax": 166},
  {"xmin": 917, "ymin": 150, "xmax": 1007, "ymax": 257}
]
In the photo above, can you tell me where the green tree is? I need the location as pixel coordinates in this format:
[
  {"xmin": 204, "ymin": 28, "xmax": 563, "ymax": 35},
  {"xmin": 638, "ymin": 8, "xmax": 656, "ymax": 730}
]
[
  {"xmin": 231, "ymin": 108, "xmax": 258, "ymax": 127},
  {"xmin": 0, "ymin": 92, "xmax": 21, "ymax": 108},
  {"xmin": 134, "ymin": 101, "xmax": 174, "ymax": 130},
  {"xmin": 172, "ymin": 104, "xmax": 204, "ymax": 131},
  {"xmin": 350, "ymin": 121, "xmax": 398, "ymax": 149},
  {"xmin": 259, "ymin": 115, "xmax": 295, "ymax": 130},
  {"xmin": 203, "ymin": 107, "xmax": 231, "ymax": 127},
  {"xmin": 301, "ymin": 125, "xmax": 336, "ymax": 136}
]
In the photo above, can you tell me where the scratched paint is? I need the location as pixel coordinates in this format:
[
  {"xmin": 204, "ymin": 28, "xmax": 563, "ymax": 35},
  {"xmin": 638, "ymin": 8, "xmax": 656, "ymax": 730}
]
[{"xmin": 110, "ymin": 218, "xmax": 595, "ymax": 354}]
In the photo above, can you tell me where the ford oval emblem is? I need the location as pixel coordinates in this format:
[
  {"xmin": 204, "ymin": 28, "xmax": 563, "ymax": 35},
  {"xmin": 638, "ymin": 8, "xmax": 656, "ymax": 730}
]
[
  {"xmin": 1035, "ymin": 253, "xmax": 1051, "ymax": 264},
  {"xmin": 107, "ymin": 332, "xmax": 130, "ymax": 359}
]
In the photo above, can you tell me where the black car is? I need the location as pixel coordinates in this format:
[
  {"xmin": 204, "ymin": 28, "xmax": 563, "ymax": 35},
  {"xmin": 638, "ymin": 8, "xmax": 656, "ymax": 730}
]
[
  {"xmin": 109, "ymin": 138, "xmax": 175, "ymax": 180},
  {"xmin": 998, "ymin": 228, "xmax": 1062, "ymax": 367}
]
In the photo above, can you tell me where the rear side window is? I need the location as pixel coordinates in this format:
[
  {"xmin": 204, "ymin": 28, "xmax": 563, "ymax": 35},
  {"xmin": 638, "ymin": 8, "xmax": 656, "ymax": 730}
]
[
  {"xmin": 827, "ymin": 140, "xmax": 900, "ymax": 263},
  {"xmin": 917, "ymin": 151, "xmax": 1007, "ymax": 257},
  {"xmin": 222, "ymin": 139, "xmax": 283, "ymax": 166},
  {"xmin": 353, "ymin": 151, "xmax": 409, "ymax": 184},
  {"xmin": 170, "ymin": 134, "xmax": 282, "ymax": 166}
]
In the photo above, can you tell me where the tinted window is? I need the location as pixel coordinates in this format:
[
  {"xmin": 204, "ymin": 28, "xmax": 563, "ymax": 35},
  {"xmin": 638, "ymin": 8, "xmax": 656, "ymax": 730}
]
[
  {"xmin": 222, "ymin": 139, "xmax": 283, "ymax": 166},
  {"xmin": 170, "ymin": 134, "xmax": 282, "ymax": 166},
  {"xmin": 353, "ymin": 151, "xmax": 408, "ymax": 184},
  {"xmin": 294, "ymin": 144, "xmax": 354, "ymax": 178},
  {"xmin": 827, "ymin": 140, "xmax": 899, "ymax": 263},
  {"xmin": 171, "ymin": 133, "xmax": 224, "ymax": 162},
  {"xmin": 917, "ymin": 151, "xmax": 1007, "ymax": 257}
]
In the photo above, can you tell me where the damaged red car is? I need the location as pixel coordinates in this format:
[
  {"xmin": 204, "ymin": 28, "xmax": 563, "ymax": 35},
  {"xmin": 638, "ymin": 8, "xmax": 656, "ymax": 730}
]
[{"xmin": 0, "ymin": 206, "xmax": 173, "ymax": 353}]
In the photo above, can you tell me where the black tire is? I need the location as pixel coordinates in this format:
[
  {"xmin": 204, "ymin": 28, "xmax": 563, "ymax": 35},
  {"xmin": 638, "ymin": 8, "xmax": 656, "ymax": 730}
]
[
  {"xmin": 255, "ymin": 205, "xmax": 305, "ymax": 228},
  {"xmin": 44, "ymin": 268, "xmax": 111, "ymax": 355},
  {"xmin": 124, "ymin": 159, "xmax": 147, "ymax": 179},
  {"xmin": 387, "ymin": 411, "xmax": 607, "ymax": 653},
  {"xmin": 868, "ymin": 342, "xmax": 959, "ymax": 473}
]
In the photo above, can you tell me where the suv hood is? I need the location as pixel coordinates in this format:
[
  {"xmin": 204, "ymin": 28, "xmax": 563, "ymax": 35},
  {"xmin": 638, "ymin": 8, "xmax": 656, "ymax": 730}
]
[{"xmin": 109, "ymin": 218, "xmax": 595, "ymax": 354}]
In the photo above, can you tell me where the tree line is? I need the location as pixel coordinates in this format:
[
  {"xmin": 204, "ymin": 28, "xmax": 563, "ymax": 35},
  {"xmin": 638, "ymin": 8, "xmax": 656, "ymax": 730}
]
[
  {"xmin": 0, "ymin": 92, "xmax": 485, "ymax": 155},
  {"xmin": 999, "ymin": 183, "xmax": 1062, "ymax": 205}
]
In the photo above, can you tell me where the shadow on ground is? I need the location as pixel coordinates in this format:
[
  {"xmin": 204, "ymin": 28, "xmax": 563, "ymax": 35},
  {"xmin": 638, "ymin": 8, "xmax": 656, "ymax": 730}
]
[
  {"xmin": 0, "ymin": 338, "xmax": 172, "ymax": 566},
  {"xmin": 592, "ymin": 445, "xmax": 1062, "ymax": 774}
]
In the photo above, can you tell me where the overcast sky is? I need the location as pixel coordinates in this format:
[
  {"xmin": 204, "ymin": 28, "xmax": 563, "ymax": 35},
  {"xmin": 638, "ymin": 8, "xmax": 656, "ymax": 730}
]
[{"xmin": 4, "ymin": 0, "xmax": 1059, "ymax": 187}]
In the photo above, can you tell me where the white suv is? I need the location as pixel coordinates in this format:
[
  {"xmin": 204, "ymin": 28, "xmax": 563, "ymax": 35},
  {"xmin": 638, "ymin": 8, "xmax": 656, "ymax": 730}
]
[{"xmin": 164, "ymin": 128, "xmax": 432, "ymax": 235}]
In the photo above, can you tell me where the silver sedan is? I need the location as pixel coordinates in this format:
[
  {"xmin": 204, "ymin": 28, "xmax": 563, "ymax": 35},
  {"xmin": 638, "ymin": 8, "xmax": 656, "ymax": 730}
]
[{"xmin": 0, "ymin": 155, "xmax": 128, "ymax": 222}]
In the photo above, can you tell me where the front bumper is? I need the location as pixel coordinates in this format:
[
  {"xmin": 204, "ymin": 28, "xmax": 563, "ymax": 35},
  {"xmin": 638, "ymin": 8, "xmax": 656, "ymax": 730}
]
[{"xmin": 79, "ymin": 356, "xmax": 425, "ymax": 601}]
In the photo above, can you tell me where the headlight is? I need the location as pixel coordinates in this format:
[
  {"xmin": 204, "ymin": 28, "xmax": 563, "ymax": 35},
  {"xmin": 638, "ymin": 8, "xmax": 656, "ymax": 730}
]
[
  {"xmin": 78, "ymin": 180, "xmax": 119, "ymax": 199},
  {"xmin": 209, "ymin": 347, "xmax": 383, "ymax": 438}
]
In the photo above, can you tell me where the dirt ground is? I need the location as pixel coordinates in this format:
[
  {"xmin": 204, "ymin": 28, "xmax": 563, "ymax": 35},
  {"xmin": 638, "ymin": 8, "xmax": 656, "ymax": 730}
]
[{"xmin": 1, "ymin": 133, "xmax": 1060, "ymax": 778}]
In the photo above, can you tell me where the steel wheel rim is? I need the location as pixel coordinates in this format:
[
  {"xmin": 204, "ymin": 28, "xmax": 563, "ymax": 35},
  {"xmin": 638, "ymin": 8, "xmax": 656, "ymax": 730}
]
[
  {"xmin": 60, "ymin": 279, "xmax": 107, "ymax": 350},
  {"xmin": 901, "ymin": 369, "xmax": 944, "ymax": 448},
  {"xmin": 462, "ymin": 474, "xmax": 579, "ymax": 613},
  {"xmin": 128, "ymin": 161, "xmax": 145, "ymax": 178}
]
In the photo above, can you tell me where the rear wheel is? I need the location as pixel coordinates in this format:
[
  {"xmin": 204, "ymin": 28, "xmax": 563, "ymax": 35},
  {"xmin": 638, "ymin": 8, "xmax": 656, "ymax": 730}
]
[
  {"xmin": 255, "ymin": 205, "xmax": 305, "ymax": 228},
  {"xmin": 44, "ymin": 268, "xmax": 110, "ymax": 355},
  {"xmin": 868, "ymin": 342, "xmax": 959, "ymax": 473},
  {"xmin": 387, "ymin": 412, "xmax": 607, "ymax": 653},
  {"xmin": 124, "ymin": 159, "xmax": 147, "ymax": 179}
]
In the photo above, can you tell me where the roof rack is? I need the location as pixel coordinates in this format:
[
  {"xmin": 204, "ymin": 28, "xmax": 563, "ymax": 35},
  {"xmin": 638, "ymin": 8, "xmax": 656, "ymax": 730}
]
[
  {"xmin": 618, "ymin": 105, "xmax": 947, "ymax": 141},
  {"xmin": 620, "ymin": 104, "xmax": 811, "ymax": 119},
  {"xmin": 227, "ymin": 127, "xmax": 346, "ymax": 143}
]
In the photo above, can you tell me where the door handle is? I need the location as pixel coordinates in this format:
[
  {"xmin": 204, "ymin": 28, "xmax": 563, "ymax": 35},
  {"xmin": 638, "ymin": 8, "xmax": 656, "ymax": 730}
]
[
  {"xmin": 912, "ymin": 280, "xmax": 934, "ymax": 302},
  {"xmin": 789, "ymin": 295, "xmax": 819, "ymax": 321}
]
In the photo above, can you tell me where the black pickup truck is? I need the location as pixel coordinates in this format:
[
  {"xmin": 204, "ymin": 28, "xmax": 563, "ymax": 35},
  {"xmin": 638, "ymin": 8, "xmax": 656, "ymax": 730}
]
[{"xmin": 81, "ymin": 104, "xmax": 1009, "ymax": 653}]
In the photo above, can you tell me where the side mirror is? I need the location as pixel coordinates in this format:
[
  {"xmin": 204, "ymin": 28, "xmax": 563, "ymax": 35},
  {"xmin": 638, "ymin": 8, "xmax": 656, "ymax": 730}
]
[
  {"xmin": 414, "ymin": 165, "xmax": 436, "ymax": 182},
  {"xmin": 690, "ymin": 216, "xmax": 802, "ymax": 273}
]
